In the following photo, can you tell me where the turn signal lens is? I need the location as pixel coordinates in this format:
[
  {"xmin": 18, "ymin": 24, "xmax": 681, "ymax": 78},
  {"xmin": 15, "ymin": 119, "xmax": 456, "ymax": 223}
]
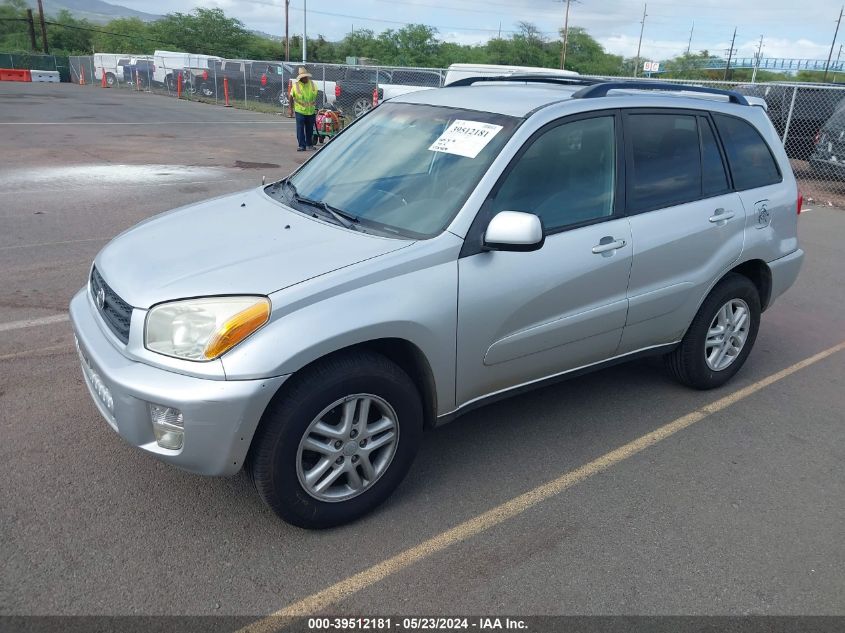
[{"xmin": 203, "ymin": 300, "xmax": 270, "ymax": 359}]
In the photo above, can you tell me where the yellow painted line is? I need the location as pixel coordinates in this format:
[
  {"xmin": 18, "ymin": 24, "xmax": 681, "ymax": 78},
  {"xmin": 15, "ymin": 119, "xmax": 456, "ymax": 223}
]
[{"xmin": 239, "ymin": 339, "xmax": 845, "ymax": 632}]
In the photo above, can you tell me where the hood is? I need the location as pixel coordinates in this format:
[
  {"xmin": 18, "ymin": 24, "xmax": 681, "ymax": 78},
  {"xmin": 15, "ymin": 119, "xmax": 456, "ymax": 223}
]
[{"xmin": 95, "ymin": 187, "xmax": 413, "ymax": 308}]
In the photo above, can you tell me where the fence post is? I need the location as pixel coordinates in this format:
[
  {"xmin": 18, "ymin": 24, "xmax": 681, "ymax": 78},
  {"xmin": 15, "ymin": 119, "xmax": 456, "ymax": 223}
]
[
  {"xmin": 244, "ymin": 62, "xmax": 248, "ymax": 108},
  {"xmin": 213, "ymin": 63, "xmax": 218, "ymax": 104},
  {"xmin": 782, "ymin": 86, "xmax": 798, "ymax": 149}
]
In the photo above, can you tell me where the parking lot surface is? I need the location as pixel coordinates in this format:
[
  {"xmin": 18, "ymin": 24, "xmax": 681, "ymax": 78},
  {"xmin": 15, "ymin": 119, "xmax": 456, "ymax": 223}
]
[{"xmin": 1, "ymin": 83, "xmax": 844, "ymax": 619}]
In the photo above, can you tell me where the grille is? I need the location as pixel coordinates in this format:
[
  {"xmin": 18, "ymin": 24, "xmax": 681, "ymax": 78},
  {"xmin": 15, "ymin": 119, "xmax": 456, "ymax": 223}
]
[{"xmin": 90, "ymin": 267, "xmax": 133, "ymax": 344}]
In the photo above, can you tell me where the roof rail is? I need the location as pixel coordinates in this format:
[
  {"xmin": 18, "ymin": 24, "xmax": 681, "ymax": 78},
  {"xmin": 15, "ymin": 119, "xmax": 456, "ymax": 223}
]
[
  {"xmin": 445, "ymin": 74, "xmax": 602, "ymax": 88},
  {"xmin": 571, "ymin": 81, "xmax": 749, "ymax": 105}
]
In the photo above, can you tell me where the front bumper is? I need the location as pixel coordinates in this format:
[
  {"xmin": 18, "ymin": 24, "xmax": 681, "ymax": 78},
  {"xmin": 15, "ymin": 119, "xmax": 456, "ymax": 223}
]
[{"xmin": 69, "ymin": 289, "xmax": 287, "ymax": 476}]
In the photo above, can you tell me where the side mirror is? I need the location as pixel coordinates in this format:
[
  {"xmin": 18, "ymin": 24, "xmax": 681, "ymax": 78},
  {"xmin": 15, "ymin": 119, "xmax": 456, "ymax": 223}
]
[{"xmin": 483, "ymin": 211, "xmax": 544, "ymax": 252}]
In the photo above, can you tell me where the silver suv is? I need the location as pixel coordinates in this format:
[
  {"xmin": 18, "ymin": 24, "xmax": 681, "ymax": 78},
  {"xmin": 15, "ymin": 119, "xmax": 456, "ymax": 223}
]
[{"xmin": 70, "ymin": 78, "xmax": 804, "ymax": 528}]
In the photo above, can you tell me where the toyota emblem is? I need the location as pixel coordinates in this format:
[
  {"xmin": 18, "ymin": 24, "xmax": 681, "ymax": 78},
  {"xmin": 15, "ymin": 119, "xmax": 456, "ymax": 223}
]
[{"xmin": 96, "ymin": 287, "xmax": 106, "ymax": 310}]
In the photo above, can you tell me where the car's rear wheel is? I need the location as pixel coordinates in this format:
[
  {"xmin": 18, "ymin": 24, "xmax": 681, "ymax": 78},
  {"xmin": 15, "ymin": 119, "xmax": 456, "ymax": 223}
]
[
  {"xmin": 665, "ymin": 273, "xmax": 761, "ymax": 390},
  {"xmin": 105, "ymin": 72, "xmax": 116, "ymax": 86},
  {"xmin": 247, "ymin": 350, "xmax": 423, "ymax": 528},
  {"xmin": 352, "ymin": 96, "xmax": 372, "ymax": 118},
  {"xmin": 199, "ymin": 82, "xmax": 214, "ymax": 98}
]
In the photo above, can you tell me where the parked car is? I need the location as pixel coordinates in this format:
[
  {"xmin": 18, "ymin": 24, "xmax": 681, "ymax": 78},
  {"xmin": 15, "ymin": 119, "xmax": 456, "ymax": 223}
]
[
  {"xmin": 93, "ymin": 53, "xmax": 131, "ymax": 87},
  {"xmin": 809, "ymin": 103, "xmax": 845, "ymax": 179},
  {"xmin": 70, "ymin": 78, "xmax": 803, "ymax": 528},
  {"xmin": 735, "ymin": 83, "xmax": 845, "ymax": 160},
  {"xmin": 122, "ymin": 57, "xmax": 154, "ymax": 88},
  {"xmin": 330, "ymin": 67, "xmax": 443, "ymax": 118},
  {"xmin": 151, "ymin": 50, "xmax": 221, "ymax": 91},
  {"xmin": 444, "ymin": 63, "xmax": 580, "ymax": 85},
  {"xmin": 333, "ymin": 67, "xmax": 389, "ymax": 117}
]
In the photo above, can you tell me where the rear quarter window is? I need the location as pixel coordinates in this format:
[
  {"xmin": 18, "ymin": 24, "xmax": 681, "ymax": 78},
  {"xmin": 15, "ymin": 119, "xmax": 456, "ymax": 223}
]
[{"xmin": 713, "ymin": 114, "xmax": 782, "ymax": 190}]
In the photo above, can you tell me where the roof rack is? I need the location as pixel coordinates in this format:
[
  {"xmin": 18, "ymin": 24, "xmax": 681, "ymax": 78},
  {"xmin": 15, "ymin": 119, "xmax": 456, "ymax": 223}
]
[
  {"xmin": 571, "ymin": 81, "xmax": 749, "ymax": 105},
  {"xmin": 445, "ymin": 74, "xmax": 602, "ymax": 88}
]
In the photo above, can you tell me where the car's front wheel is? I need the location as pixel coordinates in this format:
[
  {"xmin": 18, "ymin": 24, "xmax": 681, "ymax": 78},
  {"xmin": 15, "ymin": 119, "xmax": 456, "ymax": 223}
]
[
  {"xmin": 247, "ymin": 350, "xmax": 423, "ymax": 528},
  {"xmin": 665, "ymin": 273, "xmax": 761, "ymax": 389}
]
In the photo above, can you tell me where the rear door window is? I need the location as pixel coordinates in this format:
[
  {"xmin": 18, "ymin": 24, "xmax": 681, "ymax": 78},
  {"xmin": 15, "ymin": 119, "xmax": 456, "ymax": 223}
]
[
  {"xmin": 626, "ymin": 113, "xmax": 702, "ymax": 212},
  {"xmin": 712, "ymin": 114, "xmax": 781, "ymax": 190},
  {"xmin": 700, "ymin": 117, "xmax": 729, "ymax": 196}
]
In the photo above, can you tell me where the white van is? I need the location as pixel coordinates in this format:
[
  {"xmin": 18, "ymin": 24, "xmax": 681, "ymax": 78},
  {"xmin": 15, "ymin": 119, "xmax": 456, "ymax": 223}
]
[
  {"xmin": 92, "ymin": 53, "xmax": 132, "ymax": 86},
  {"xmin": 152, "ymin": 50, "xmax": 221, "ymax": 90},
  {"xmin": 443, "ymin": 63, "xmax": 579, "ymax": 86}
]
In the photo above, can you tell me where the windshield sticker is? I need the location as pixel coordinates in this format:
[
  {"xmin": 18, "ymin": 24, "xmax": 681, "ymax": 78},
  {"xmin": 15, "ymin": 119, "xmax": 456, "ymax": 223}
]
[{"xmin": 428, "ymin": 120, "xmax": 504, "ymax": 158}]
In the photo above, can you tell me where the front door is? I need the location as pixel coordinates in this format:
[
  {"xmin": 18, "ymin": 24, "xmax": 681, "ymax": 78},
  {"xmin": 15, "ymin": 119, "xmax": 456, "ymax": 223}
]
[{"xmin": 456, "ymin": 112, "xmax": 632, "ymax": 407}]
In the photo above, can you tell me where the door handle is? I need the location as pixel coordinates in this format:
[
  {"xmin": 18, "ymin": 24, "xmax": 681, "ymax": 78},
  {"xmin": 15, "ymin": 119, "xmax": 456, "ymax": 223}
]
[
  {"xmin": 709, "ymin": 208, "xmax": 735, "ymax": 223},
  {"xmin": 592, "ymin": 239, "xmax": 626, "ymax": 254}
]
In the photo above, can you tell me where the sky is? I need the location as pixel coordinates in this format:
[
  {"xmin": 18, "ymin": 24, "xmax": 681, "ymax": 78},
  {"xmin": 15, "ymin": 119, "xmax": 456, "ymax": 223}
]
[{"xmin": 116, "ymin": 0, "xmax": 843, "ymax": 62}]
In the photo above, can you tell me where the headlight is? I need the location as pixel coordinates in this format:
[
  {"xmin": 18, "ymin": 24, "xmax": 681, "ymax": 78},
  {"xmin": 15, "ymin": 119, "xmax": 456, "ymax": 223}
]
[{"xmin": 145, "ymin": 296, "xmax": 270, "ymax": 361}]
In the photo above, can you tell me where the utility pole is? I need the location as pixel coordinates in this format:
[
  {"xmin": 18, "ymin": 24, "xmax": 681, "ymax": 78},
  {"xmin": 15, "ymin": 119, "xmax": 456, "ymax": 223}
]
[
  {"xmin": 559, "ymin": 0, "xmax": 572, "ymax": 70},
  {"xmin": 723, "ymin": 26, "xmax": 737, "ymax": 81},
  {"xmin": 634, "ymin": 3, "xmax": 647, "ymax": 77},
  {"xmin": 26, "ymin": 9, "xmax": 37, "ymax": 52},
  {"xmin": 751, "ymin": 34, "xmax": 763, "ymax": 83},
  {"xmin": 686, "ymin": 21, "xmax": 694, "ymax": 55},
  {"xmin": 284, "ymin": 0, "xmax": 290, "ymax": 62},
  {"xmin": 36, "ymin": 0, "xmax": 48, "ymax": 54},
  {"xmin": 302, "ymin": 0, "xmax": 307, "ymax": 63},
  {"xmin": 824, "ymin": 5, "xmax": 844, "ymax": 82}
]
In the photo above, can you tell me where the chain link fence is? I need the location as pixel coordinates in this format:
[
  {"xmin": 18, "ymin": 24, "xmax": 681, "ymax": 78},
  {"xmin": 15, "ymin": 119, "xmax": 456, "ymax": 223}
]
[{"xmin": 56, "ymin": 54, "xmax": 845, "ymax": 207}]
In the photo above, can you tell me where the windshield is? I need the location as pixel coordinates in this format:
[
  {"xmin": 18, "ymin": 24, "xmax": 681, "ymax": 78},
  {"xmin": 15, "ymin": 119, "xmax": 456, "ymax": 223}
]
[{"xmin": 276, "ymin": 102, "xmax": 520, "ymax": 238}]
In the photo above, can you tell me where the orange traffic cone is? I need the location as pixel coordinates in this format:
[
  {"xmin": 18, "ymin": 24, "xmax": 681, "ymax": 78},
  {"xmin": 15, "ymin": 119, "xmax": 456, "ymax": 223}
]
[
  {"xmin": 79, "ymin": 66, "xmax": 85, "ymax": 85},
  {"xmin": 101, "ymin": 67, "xmax": 108, "ymax": 88}
]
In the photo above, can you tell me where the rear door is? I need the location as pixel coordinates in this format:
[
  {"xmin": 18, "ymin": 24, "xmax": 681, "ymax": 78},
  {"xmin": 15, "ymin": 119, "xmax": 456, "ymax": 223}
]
[{"xmin": 619, "ymin": 109, "xmax": 745, "ymax": 354}]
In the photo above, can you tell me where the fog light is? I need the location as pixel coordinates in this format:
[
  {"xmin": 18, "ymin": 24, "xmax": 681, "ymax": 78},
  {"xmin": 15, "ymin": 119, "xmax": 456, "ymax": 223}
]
[{"xmin": 149, "ymin": 404, "xmax": 184, "ymax": 450}]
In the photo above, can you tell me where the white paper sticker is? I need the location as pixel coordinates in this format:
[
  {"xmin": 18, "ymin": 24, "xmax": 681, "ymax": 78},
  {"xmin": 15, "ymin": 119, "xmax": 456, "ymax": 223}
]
[{"xmin": 428, "ymin": 120, "xmax": 504, "ymax": 158}]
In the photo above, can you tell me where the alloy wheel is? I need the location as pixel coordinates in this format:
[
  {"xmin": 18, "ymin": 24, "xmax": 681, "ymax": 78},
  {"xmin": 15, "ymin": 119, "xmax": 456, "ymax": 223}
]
[
  {"xmin": 704, "ymin": 298, "xmax": 751, "ymax": 371},
  {"xmin": 296, "ymin": 394, "xmax": 399, "ymax": 502}
]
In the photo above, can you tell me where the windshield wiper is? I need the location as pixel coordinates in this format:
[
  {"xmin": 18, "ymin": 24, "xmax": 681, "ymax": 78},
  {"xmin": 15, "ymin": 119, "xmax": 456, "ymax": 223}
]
[{"xmin": 282, "ymin": 179, "xmax": 360, "ymax": 231}]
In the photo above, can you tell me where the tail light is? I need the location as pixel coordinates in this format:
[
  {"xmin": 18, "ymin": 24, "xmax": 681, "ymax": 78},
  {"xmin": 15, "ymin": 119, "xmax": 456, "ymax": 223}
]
[
  {"xmin": 797, "ymin": 192, "xmax": 803, "ymax": 215},
  {"xmin": 202, "ymin": 70, "xmax": 208, "ymax": 80},
  {"xmin": 814, "ymin": 131, "xmax": 821, "ymax": 145},
  {"xmin": 335, "ymin": 84, "xmax": 341, "ymax": 97},
  {"xmin": 261, "ymin": 73, "xmax": 267, "ymax": 86}
]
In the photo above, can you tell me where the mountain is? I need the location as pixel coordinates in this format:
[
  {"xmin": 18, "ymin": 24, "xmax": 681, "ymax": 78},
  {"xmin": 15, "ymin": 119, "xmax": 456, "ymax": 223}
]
[{"xmin": 31, "ymin": 0, "xmax": 162, "ymax": 23}]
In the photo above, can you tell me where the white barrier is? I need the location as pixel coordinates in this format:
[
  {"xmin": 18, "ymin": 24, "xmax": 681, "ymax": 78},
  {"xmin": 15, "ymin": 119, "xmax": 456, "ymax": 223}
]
[{"xmin": 30, "ymin": 70, "xmax": 60, "ymax": 83}]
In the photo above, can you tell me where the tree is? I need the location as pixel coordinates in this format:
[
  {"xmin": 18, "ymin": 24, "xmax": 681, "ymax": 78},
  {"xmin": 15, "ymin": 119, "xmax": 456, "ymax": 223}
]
[
  {"xmin": 91, "ymin": 17, "xmax": 154, "ymax": 54},
  {"xmin": 380, "ymin": 24, "xmax": 439, "ymax": 66},
  {"xmin": 46, "ymin": 9, "xmax": 93, "ymax": 55},
  {"xmin": 561, "ymin": 27, "xmax": 623, "ymax": 76},
  {"xmin": 0, "ymin": 0, "xmax": 31, "ymax": 52},
  {"xmin": 151, "ymin": 8, "xmax": 249, "ymax": 58}
]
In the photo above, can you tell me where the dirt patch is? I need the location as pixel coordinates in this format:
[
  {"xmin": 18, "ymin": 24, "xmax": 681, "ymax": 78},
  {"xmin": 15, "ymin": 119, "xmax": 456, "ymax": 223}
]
[{"xmin": 233, "ymin": 160, "xmax": 280, "ymax": 169}]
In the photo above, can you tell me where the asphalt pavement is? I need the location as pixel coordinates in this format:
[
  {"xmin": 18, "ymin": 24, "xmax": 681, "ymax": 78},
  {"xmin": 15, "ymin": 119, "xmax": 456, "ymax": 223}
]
[{"xmin": 1, "ymin": 82, "xmax": 843, "ymax": 622}]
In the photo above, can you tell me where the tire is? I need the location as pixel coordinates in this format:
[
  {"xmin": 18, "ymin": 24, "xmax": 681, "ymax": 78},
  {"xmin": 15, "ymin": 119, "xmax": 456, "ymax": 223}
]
[
  {"xmin": 105, "ymin": 72, "xmax": 116, "ymax": 86},
  {"xmin": 165, "ymin": 74, "xmax": 175, "ymax": 91},
  {"xmin": 665, "ymin": 273, "xmax": 761, "ymax": 390},
  {"xmin": 352, "ymin": 96, "xmax": 373, "ymax": 118},
  {"xmin": 247, "ymin": 350, "xmax": 423, "ymax": 528},
  {"xmin": 277, "ymin": 89, "xmax": 289, "ymax": 108},
  {"xmin": 199, "ymin": 82, "xmax": 214, "ymax": 98}
]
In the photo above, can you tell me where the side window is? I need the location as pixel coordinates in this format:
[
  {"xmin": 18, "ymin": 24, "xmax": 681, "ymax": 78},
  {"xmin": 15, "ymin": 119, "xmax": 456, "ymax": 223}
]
[
  {"xmin": 491, "ymin": 116, "xmax": 616, "ymax": 232},
  {"xmin": 627, "ymin": 113, "xmax": 701, "ymax": 212},
  {"xmin": 713, "ymin": 114, "xmax": 781, "ymax": 190},
  {"xmin": 700, "ymin": 117, "xmax": 729, "ymax": 195}
]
